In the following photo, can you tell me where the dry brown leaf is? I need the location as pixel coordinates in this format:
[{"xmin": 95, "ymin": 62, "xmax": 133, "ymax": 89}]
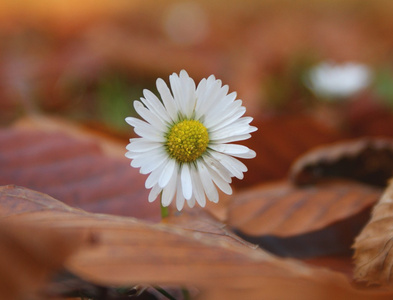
[
  {"xmin": 353, "ymin": 178, "xmax": 393, "ymax": 286},
  {"xmin": 1, "ymin": 185, "xmax": 392, "ymax": 300},
  {"xmin": 0, "ymin": 126, "xmax": 160, "ymax": 221},
  {"xmin": 290, "ymin": 138, "xmax": 393, "ymax": 187},
  {"xmin": 238, "ymin": 115, "xmax": 342, "ymax": 188},
  {"xmin": 164, "ymin": 206, "xmax": 258, "ymax": 250},
  {"xmin": 0, "ymin": 209, "xmax": 86, "ymax": 299},
  {"xmin": 228, "ymin": 180, "xmax": 380, "ymax": 237},
  {"xmin": 304, "ymin": 255, "xmax": 354, "ymax": 279},
  {"xmin": 227, "ymin": 180, "xmax": 381, "ymax": 257}
]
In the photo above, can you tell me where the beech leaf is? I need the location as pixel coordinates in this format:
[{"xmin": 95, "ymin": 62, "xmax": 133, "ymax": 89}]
[
  {"xmin": 0, "ymin": 127, "xmax": 160, "ymax": 221},
  {"xmin": 0, "ymin": 189, "xmax": 86, "ymax": 299},
  {"xmin": 227, "ymin": 180, "xmax": 381, "ymax": 257},
  {"xmin": 1, "ymin": 185, "xmax": 393, "ymax": 300},
  {"xmin": 354, "ymin": 178, "xmax": 393, "ymax": 286}
]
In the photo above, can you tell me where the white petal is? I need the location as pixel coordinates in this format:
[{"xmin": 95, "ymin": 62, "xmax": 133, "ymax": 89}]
[
  {"xmin": 210, "ymin": 116, "xmax": 253, "ymax": 133},
  {"xmin": 175, "ymin": 181, "xmax": 185, "ymax": 211},
  {"xmin": 206, "ymin": 102, "xmax": 245, "ymax": 130},
  {"xmin": 169, "ymin": 72, "xmax": 186, "ymax": 115},
  {"xmin": 205, "ymin": 100, "xmax": 243, "ymax": 129},
  {"xmin": 231, "ymin": 149, "xmax": 257, "ymax": 159},
  {"xmin": 249, "ymin": 126, "xmax": 258, "ymax": 133},
  {"xmin": 205, "ymin": 163, "xmax": 232, "ymax": 195},
  {"xmin": 179, "ymin": 70, "xmax": 197, "ymax": 118},
  {"xmin": 145, "ymin": 159, "xmax": 168, "ymax": 188},
  {"xmin": 129, "ymin": 148, "xmax": 167, "ymax": 174},
  {"xmin": 139, "ymin": 153, "xmax": 168, "ymax": 174},
  {"xmin": 161, "ymin": 169, "xmax": 177, "ymax": 207},
  {"xmin": 202, "ymin": 155, "xmax": 232, "ymax": 183},
  {"xmin": 133, "ymin": 101, "xmax": 166, "ymax": 131},
  {"xmin": 125, "ymin": 117, "xmax": 165, "ymax": 142},
  {"xmin": 197, "ymin": 160, "xmax": 219, "ymax": 203},
  {"xmin": 195, "ymin": 76, "xmax": 219, "ymax": 117},
  {"xmin": 209, "ymin": 144, "xmax": 251, "ymax": 156},
  {"xmin": 223, "ymin": 91, "xmax": 237, "ymax": 104},
  {"xmin": 128, "ymin": 146, "xmax": 163, "ymax": 162},
  {"xmin": 125, "ymin": 116, "xmax": 143, "ymax": 127},
  {"xmin": 195, "ymin": 79, "xmax": 223, "ymax": 119},
  {"xmin": 206, "ymin": 84, "xmax": 230, "ymax": 114},
  {"xmin": 158, "ymin": 159, "xmax": 176, "ymax": 188},
  {"xmin": 142, "ymin": 90, "xmax": 171, "ymax": 123},
  {"xmin": 156, "ymin": 78, "xmax": 178, "ymax": 122},
  {"xmin": 126, "ymin": 139, "xmax": 162, "ymax": 152},
  {"xmin": 190, "ymin": 165, "xmax": 206, "ymax": 207},
  {"xmin": 209, "ymin": 120, "xmax": 256, "ymax": 140},
  {"xmin": 209, "ymin": 151, "xmax": 247, "ymax": 179},
  {"xmin": 181, "ymin": 163, "xmax": 193, "ymax": 200},
  {"xmin": 185, "ymin": 84, "xmax": 197, "ymax": 118},
  {"xmin": 187, "ymin": 197, "xmax": 196, "ymax": 208},
  {"xmin": 211, "ymin": 133, "xmax": 251, "ymax": 144},
  {"xmin": 148, "ymin": 184, "xmax": 162, "ymax": 202},
  {"xmin": 210, "ymin": 143, "xmax": 256, "ymax": 159},
  {"xmin": 126, "ymin": 148, "xmax": 148, "ymax": 159},
  {"xmin": 196, "ymin": 77, "xmax": 207, "ymax": 95}
]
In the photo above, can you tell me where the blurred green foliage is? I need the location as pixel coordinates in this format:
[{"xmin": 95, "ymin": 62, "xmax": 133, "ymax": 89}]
[
  {"xmin": 96, "ymin": 74, "xmax": 138, "ymax": 132},
  {"xmin": 57, "ymin": 70, "xmax": 157, "ymax": 134},
  {"xmin": 263, "ymin": 53, "xmax": 317, "ymax": 111},
  {"xmin": 374, "ymin": 66, "xmax": 393, "ymax": 108}
]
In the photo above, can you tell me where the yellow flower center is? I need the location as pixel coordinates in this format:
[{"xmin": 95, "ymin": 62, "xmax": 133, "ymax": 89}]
[{"xmin": 166, "ymin": 120, "xmax": 209, "ymax": 163}]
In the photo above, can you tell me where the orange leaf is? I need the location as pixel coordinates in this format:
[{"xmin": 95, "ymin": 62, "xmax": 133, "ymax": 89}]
[
  {"xmin": 0, "ymin": 187, "xmax": 86, "ymax": 299},
  {"xmin": 1, "ymin": 185, "xmax": 392, "ymax": 299},
  {"xmin": 227, "ymin": 180, "xmax": 381, "ymax": 257}
]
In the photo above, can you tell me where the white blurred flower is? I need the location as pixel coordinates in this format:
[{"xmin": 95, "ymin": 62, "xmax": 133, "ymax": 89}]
[
  {"xmin": 125, "ymin": 70, "xmax": 257, "ymax": 211},
  {"xmin": 306, "ymin": 62, "xmax": 372, "ymax": 99}
]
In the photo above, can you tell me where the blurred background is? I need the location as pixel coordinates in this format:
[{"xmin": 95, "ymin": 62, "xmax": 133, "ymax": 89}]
[{"xmin": 1, "ymin": 0, "xmax": 393, "ymax": 138}]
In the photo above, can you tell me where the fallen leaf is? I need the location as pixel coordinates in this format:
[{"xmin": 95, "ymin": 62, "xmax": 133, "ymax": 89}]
[
  {"xmin": 3, "ymin": 114, "xmax": 342, "ymax": 222},
  {"xmin": 164, "ymin": 207, "xmax": 258, "ymax": 250},
  {"xmin": 0, "ymin": 196, "xmax": 86, "ymax": 299},
  {"xmin": 290, "ymin": 138, "xmax": 393, "ymax": 187},
  {"xmin": 1, "ymin": 185, "xmax": 392, "ymax": 300},
  {"xmin": 227, "ymin": 180, "xmax": 381, "ymax": 257},
  {"xmin": 304, "ymin": 255, "xmax": 354, "ymax": 279},
  {"xmin": 238, "ymin": 115, "xmax": 342, "ymax": 188},
  {"xmin": 0, "ymin": 126, "xmax": 159, "ymax": 221},
  {"xmin": 353, "ymin": 178, "xmax": 393, "ymax": 287}
]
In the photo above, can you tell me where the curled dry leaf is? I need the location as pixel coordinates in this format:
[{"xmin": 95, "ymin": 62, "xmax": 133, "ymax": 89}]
[
  {"xmin": 227, "ymin": 180, "xmax": 381, "ymax": 257},
  {"xmin": 290, "ymin": 138, "xmax": 393, "ymax": 187},
  {"xmin": 353, "ymin": 178, "xmax": 393, "ymax": 286},
  {"xmin": 1, "ymin": 185, "xmax": 392, "ymax": 300}
]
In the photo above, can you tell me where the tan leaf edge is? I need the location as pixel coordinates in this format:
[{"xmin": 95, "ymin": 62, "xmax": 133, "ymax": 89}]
[
  {"xmin": 353, "ymin": 178, "xmax": 393, "ymax": 287},
  {"xmin": 1, "ymin": 185, "xmax": 392, "ymax": 300}
]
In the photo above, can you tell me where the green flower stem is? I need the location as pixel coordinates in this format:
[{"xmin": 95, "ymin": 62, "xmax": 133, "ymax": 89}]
[
  {"xmin": 160, "ymin": 193, "xmax": 169, "ymax": 219},
  {"xmin": 161, "ymin": 203, "xmax": 169, "ymax": 219}
]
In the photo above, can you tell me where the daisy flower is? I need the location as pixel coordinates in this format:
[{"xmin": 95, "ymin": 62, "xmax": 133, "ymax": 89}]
[{"xmin": 125, "ymin": 70, "xmax": 257, "ymax": 211}]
